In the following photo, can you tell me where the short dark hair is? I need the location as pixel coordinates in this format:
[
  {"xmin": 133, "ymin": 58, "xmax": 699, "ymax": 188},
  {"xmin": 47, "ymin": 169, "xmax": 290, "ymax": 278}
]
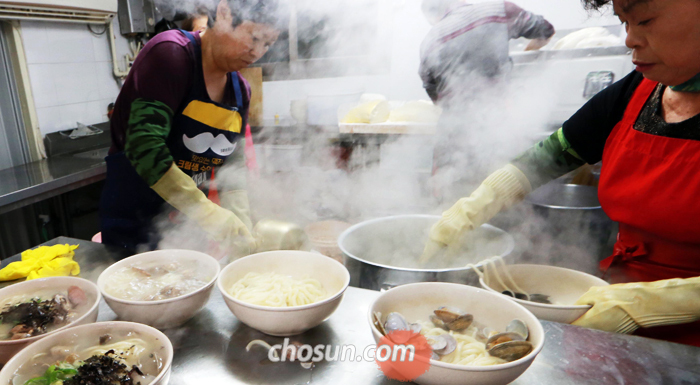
[
  {"xmin": 581, "ymin": 0, "xmax": 612, "ymax": 10},
  {"xmin": 225, "ymin": 0, "xmax": 283, "ymax": 28},
  {"xmin": 180, "ymin": 5, "xmax": 212, "ymax": 31}
]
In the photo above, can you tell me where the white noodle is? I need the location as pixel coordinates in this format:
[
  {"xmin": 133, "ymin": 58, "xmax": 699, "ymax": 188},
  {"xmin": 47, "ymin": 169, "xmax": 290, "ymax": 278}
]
[
  {"xmin": 228, "ymin": 272, "xmax": 327, "ymax": 307},
  {"xmin": 466, "ymin": 256, "xmax": 531, "ymax": 301},
  {"xmin": 419, "ymin": 321, "xmax": 506, "ymax": 366},
  {"xmin": 79, "ymin": 338, "xmax": 149, "ymax": 367}
]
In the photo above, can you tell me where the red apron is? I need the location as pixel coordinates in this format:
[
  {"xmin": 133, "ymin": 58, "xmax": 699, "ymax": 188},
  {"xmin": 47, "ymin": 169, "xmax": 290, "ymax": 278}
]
[{"xmin": 598, "ymin": 78, "xmax": 700, "ymax": 346}]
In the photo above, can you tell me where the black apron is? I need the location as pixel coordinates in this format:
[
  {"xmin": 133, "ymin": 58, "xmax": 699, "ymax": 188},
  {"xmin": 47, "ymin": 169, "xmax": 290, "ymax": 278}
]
[{"xmin": 100, "ymin": 30, "xmax": 245, "ymax": 253}]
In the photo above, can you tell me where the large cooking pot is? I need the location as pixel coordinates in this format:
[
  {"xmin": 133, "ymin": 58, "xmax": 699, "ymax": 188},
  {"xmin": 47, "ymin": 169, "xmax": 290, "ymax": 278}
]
[
  {"xmin": 338, "ymin": 215, "xmax": 514, "ymax": 291},
  {"xmin": 524, "ymin": 183, "xmax": 615, "ymax": 271}
]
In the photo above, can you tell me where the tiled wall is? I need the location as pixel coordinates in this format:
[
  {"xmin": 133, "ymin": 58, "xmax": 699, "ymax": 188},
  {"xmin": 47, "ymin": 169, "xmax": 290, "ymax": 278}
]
[{"xmin": 20, "ymin": 20, "xmax": 130, "ymax": 136}]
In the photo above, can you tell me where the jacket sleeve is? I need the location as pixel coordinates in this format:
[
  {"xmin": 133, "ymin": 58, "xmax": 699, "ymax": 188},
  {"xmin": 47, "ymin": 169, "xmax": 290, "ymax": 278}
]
[
  {"xmin": 504, "ymin": 1, "xmax": 555, "ymax": 40},
  {"xmin": 511, "ymin": 128, "xmax": 586, "ymax": 191}
]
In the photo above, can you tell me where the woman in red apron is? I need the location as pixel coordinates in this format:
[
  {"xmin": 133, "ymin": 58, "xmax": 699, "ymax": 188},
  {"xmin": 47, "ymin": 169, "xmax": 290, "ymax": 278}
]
[{"xmin": 423, "ymin": 0, "xmax": 700, "ymax": 346}]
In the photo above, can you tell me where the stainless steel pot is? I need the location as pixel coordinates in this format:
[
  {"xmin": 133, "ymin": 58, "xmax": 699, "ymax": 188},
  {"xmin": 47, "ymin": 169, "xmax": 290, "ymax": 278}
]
[
  {"xmin": 524, "ymin": 183, "xmax": 615, "ymax": 268},
  {"xmin": 338, "ymin": 215, "xmax": 514, "ymax": 291}
]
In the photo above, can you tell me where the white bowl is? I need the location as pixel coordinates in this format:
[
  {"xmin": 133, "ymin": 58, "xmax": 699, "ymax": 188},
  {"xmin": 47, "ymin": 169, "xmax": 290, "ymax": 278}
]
[
  {"xmin": 479, "ymin": 264, "xmax": 609, "ymax": 324},
  {"xmin": 218, "ymin": 250, "xmax": 350, "ymax": 336},
  {"xmin": 0, "ymin": 277, "xmax": 101, "ymax": 363},
  {"xmin": 97, "ymin": 249, "xmax": 220, "ymax": 329},
  {"xmin": 368, "ymin": 282, "xmax": 544, "ymax": 385},
  {"xmin": 0, "ymin": 321, "xmax": 173, "ymax": 385}
]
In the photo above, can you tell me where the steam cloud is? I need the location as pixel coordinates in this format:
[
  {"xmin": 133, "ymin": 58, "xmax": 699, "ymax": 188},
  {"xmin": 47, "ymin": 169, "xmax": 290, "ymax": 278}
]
[{"xmin": 149, "ymin": 0, "xmax": 615, "ymax": 276}]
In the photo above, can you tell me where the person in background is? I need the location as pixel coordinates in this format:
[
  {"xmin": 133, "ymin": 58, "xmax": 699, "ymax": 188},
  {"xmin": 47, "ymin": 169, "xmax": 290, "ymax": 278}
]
[
  {"xmin": 419, "ymin": 0, "xmax": 555, "ymax": 203},
  {"xmin": 100, "ymin": 0, "xmax": 280, "ymax": 255},
  {"xmin": 154, "ymin": 5, "xmax": 211, "ymax": 36},
  {"xmin": 419, "ymin": 0, "xmax": 555, "ymax": 104},
  {"xmin": 180, "ymin": 6, "xmax": 211, "ymax": 35},
  {"xmin": 423, "ymin": 0, "xmax": 700, "ymax": 346}
]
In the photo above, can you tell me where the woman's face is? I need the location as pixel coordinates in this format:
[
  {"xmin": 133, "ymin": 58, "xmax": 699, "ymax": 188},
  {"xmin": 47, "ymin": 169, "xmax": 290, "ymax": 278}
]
[
  {"xmin": 210, "ymin": 19, "xmax": 279, "ymax": 72},
  {"xmin": 615, "ymin": 0, "xmax": 700, "ymax": 85}
]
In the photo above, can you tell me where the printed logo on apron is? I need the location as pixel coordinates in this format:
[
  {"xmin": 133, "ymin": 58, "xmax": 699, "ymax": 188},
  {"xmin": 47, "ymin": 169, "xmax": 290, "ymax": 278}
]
[{"xmin": 166, "ymin": 30, "xmax": 246, "ymax": 192}]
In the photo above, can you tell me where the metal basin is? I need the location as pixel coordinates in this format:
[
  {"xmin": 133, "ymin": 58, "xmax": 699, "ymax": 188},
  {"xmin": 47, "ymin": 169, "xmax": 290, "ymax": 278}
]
[
  {"xmin": 525, "ymin": 183, "xmax": 614, "ymax": 265},
  {"xmin": 526, "ymin": 183, "xmax": 601, "ymax": 210},
  {"xmin": 338, "ymin": 215, "xmax": 514, "ymax": 291}
]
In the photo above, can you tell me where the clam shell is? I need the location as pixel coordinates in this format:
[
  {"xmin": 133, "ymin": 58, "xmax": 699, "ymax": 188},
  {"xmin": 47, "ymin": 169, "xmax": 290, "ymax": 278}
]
[{"xmin": 488, "ymin": 341, "xmax": 533, "ymax": 362}]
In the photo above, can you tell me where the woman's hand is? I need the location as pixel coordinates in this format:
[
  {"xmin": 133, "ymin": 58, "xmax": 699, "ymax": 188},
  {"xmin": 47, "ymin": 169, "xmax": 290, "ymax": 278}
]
[
  {"xmin": 420, "ymin": 164, "xmax": 531, "ymax": 263},
  {"xmin": 573, "ymin": 277, "xmax": 700, "ymax": 334},
  {"xmin": 524, "ymin": 38, "xmax": 551, "ymax": 51}
]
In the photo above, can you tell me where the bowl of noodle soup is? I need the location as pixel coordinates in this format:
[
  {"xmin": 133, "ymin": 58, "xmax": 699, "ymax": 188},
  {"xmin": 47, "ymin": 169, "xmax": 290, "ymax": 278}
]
[
  {"xmin": 97, "ymin": 249, "xmax": 220, "ymax": 329},
  {"xmin": 0, "ymin": 277, "xmax": 100, "ymax": 364},
  {"xmin": 0, "ymin": 321, "xmax": 173, "ymax": 385},
  {"xmin": 218, "ymin": 250, "xmax": 350, "ymax": 336},
  {"xmin": 368, "ymin": 282, "xmax": 544, "ymax": 385}
]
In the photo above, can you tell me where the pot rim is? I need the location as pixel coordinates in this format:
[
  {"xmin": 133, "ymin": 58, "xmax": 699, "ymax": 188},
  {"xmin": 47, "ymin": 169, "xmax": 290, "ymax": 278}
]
[{"xmin": 338, "ymin": 214, "xmax": 515, "ymax": 273}]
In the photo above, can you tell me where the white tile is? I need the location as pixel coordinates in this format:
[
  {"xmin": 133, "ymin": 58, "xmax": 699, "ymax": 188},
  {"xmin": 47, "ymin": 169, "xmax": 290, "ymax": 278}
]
[
  {"xmin": 27, "ymin": 64, "xmax": 58, "ymax": 109},
  {"xmin": 45, "ymin": 23, "xmax": 95, "ymax": 63},
  {"xmin": 20, "ymin": 22, "xmax": 49, "ymax": 64},
  {"xmin": 53, "ymin": 63, "xmax": 100, "ymax": 104},
  {"xmin": 95, "ymin": 61, "xmax": 121, "ymax": 100},
  {"xmin": 57, "ymin": 101, "xmax": 106, "ymax": 129},
  {"xmin": 36, "ymin": 106, "xmax": 66, "ymax": 136},
  {"xmin": 83, "ymin": 101, "xmax": 107, "ymax": 125},
  {"xmin": 89, "ymin": 100, "xmax": 112, "ymax": 124},
  {"xmin": 92, "ymin": 33, "xmax": 112, "ymax": 62}
]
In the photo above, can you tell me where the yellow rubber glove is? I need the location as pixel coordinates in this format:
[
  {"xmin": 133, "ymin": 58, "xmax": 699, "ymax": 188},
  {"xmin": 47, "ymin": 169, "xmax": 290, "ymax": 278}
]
[
  {"xmin": 0, "ymin": 244, "xmax": 80, "ymax": 281},
  {"xmin": 152, "ymin": 164, "xmax": 256, "ymax": 255},
  {"xmin": 421, "ymin": 164, "xmax": 531, "ymax": 263},
  {"xmin": 219, "ymin": 189, "xmax": 253, "ymax": 233},
  {"xmin": 573, "ymin": 277, "xmax": 700, "ymax": 334}
]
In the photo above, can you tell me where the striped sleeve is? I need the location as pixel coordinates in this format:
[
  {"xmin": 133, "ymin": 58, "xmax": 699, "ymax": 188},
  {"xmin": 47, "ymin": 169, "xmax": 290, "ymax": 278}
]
[{"xmin": 124, "ymin": 98, "xmax": 175, "ymax": 186}]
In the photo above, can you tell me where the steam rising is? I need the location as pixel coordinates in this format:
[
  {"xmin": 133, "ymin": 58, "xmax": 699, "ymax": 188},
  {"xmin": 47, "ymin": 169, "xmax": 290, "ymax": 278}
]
[{"xmin": 149, "ymin": 0, "xmax": 615, "ymax": 276}]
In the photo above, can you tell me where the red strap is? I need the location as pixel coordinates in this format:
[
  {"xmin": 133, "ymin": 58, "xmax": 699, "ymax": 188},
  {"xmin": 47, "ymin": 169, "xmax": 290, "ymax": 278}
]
[
  {"xmin": 208, "ymin": 167, "xmax": 221, "ymax": 205},
  {"xmin": 244, "ymin": 124, "xmax": 259, "ymax": 178},
  {"xmin": 619, "ymin": 78, "xmax": 658, "ymax": 127},
  {"xmin": 600, "ymin": 233, "xmax": 648, "ymax": 275}
]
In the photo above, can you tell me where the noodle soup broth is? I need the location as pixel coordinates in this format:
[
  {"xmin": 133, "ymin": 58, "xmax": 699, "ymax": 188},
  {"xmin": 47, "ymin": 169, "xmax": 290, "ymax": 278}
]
[
  {"xmin": 0, "ymin": 283, "xmax": 97, "ymax": 342},
  {"xmin": 103, "ymin": 260, "xmax": 211, "ymax": 302},
  {"xmin": 369, "ymin": 282, "xmax": 545, "ymax": 385},
  {"xmin": 9, "ymin": 324, "xmax": 170, "ymax": 385}
]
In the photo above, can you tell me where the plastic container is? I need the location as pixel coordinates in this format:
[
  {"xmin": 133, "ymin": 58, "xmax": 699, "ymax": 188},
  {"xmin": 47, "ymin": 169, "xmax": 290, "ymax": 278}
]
[
  {"xmin": 307, "ymin": 90, "xmax": 363, "ymax": 126},
  {"xmin": 304, "ymin": 220, "xmax": 352, "ymax": 263}
]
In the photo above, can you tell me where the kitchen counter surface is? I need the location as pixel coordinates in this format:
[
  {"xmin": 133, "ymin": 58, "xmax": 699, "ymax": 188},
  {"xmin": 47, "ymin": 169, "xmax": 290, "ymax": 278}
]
[
  {"xmin": 0, "ymin": 153, "xmax": 106, "ymax": 215},
  {"xmin": 3, "ymin": 237, "xmax": 700, "ymax": 385}
]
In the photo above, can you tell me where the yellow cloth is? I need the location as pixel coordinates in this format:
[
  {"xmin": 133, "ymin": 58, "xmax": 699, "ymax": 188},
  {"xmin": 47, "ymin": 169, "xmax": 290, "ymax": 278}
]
[{"xmin": 0, "ymin": 244, "xmax": 80, "ymax": 281}]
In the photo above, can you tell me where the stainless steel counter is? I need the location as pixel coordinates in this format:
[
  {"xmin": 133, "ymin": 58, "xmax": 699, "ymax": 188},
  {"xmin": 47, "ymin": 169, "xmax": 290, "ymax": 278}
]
[
  {"xmin": 0, "ymin": 155, "xmax": 106, "ymax": 215},
  {"xmin": 6, "ymin": 237, "xmax": 700, "ymax": 384}
]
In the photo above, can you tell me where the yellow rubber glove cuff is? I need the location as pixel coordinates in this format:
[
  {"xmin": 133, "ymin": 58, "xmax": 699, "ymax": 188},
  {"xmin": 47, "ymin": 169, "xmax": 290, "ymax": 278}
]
[
  {"xmin": 573, "ymin": 277, "xmax": 700, "ymax": 334},
  {"xmin": 421, "ymin": 164, "xmax": 531, "ymax": 262},
  {"xmin": 151, "ymin": 164, "xmax": 256, "ymax": 254},
  {"xmin": 0, "ymin": 244, "xmax": 79, "ymax": 281},
  {"xmin": 219, "ymin": 189, "xmax": 253, "ymax": 233}
]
